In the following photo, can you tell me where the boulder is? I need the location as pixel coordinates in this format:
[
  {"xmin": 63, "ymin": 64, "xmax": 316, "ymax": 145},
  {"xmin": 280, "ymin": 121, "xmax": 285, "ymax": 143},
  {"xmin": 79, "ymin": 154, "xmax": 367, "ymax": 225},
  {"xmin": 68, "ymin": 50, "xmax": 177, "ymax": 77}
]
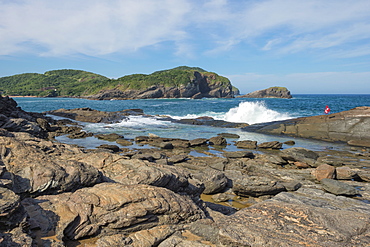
[
  {"xmin": 209, "ymin": 136, "xmax": 227, "ymax": 146},
  {"xmin": 193, "ymin": 169, "xmax": 228, "ymax": 194},
  {"xmin": 320, "ymin": 178, "xmax": 359, "ymax": 196},
  {"xmin": 0, "ymin": 136, "xmax": 102, "ymax": 195},
  {"xmin": 23, "ymin": 183, "xmax": 205, "ymax": 240},
  {"xmin": 235, "ymin": 140, "xmax": 257, "ymax": 149},
  {"xmin": 312, "ymin": 164, "xmax": 336, "ymax": 181},
  {"xmin": 257, "ymin": 141, "xmax": 283, "ymax": 149},
  {"xmin": 232, "ymin": 176, "xmax": 286, "ymax": 197},
  {"xmin": 336, "ymin": 166, "xmax": 357, "ymax": 180}
]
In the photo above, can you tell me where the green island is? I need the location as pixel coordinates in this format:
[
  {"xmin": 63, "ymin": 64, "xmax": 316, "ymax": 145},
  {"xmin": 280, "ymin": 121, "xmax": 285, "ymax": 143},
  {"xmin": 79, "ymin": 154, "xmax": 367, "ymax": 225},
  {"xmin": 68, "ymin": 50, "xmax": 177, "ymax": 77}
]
[{"xmin": 0, "ymin": 66, "xmax": 236, "ymax": 98}]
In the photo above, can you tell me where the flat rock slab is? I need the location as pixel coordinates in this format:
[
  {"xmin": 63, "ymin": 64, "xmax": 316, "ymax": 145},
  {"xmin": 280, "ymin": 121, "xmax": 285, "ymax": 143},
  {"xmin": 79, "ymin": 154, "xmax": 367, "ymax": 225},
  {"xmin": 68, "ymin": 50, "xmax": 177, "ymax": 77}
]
[{"xmin": 243, "ymin": 106, "xmax": 370, "ymax": 144}]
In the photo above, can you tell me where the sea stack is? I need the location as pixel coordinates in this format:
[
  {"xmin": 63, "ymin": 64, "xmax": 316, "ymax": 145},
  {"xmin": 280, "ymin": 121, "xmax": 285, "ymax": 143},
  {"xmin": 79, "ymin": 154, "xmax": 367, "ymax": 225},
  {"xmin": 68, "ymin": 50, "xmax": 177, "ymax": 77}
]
[{"xmin": 238, "ymin": 86, "xmax": 292, "ymax": 99}]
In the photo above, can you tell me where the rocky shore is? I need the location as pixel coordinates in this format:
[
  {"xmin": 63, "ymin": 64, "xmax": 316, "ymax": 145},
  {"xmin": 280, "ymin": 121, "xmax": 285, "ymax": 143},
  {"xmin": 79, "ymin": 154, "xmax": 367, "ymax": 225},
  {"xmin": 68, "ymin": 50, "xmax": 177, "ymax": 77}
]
[{"xmin": 1, "ymin": 94, "xmax": 370, "ymax": 246}]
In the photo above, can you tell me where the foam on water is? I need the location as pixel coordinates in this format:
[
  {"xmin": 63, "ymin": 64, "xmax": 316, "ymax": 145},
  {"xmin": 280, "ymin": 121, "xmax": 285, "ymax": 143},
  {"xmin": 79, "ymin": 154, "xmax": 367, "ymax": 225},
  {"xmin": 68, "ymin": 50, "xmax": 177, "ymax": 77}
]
[
  {"xmin": 170, "ymin": 101, "xmax": 291, "ymax": 125},
  {"xmin": 84, "ymin": 116, "xmax": 175, "ymax": 132},
  {"xmin": 224, "ymin": 101, "xmax": 292, "ymax": 124}
]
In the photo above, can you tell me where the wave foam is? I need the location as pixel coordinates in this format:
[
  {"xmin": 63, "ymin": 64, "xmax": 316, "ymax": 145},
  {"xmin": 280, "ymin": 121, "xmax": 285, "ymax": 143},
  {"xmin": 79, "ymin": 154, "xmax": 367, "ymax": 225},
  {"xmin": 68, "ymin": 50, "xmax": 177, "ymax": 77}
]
[{"xmin": 224, "ymin": 101, "xmax": 291, "ymax": 124}]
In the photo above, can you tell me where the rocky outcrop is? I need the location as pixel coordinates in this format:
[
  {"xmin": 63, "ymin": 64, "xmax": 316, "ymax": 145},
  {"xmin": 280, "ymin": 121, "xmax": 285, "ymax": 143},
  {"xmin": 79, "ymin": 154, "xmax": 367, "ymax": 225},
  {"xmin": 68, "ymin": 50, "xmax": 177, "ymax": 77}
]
[
  {"xmin": 87, "ymin": 71, "xmax": 235, "ymax": 100},
  {"xmin": 243, "ymin": 106, "xmax": 370, "ymax": 145},
  {"xmin": 22, "ymin": 183, "xmax": 205, "ymax": 241},
  {"xmin": 238, "ymin": 86, "xmax": 292, "ymax": 99},
  {"xmin": 46, "ymin": 107, "xmax": 144, "ymax": 123},
  {"xmin": 3, "ymin": 101, "xmax": 370, "ymax": 246},
  {"xmin": 0, "ymin": 95, "xmax": 50, "ymax": 138}
]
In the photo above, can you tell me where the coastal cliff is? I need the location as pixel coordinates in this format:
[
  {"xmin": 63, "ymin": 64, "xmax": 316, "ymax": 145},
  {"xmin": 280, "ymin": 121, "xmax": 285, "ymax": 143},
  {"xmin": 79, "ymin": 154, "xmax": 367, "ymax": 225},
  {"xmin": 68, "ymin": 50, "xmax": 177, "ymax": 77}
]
[{"xmin": 238, "ymin": 86, "xmax": 292, "ymax": 99}]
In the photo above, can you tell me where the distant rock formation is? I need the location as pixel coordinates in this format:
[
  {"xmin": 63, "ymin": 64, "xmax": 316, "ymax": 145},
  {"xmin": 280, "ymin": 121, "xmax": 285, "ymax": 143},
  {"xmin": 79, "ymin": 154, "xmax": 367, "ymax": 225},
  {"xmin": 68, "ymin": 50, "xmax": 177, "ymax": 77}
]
[
  {"xmin": 87, "ymin": 71, "xmax": 235, "ymax": 100},
  {"xmin": 238, "ymin": 86, "xmax": 292, "ymax": 99}
]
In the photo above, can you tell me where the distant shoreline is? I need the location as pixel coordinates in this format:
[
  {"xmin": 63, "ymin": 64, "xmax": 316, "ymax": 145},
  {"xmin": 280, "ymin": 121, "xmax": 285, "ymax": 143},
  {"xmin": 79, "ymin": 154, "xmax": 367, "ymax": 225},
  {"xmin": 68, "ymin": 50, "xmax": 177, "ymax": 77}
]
[{"xmin": 7, "ymin": 95, "xmax": 38, "ymax": 98}]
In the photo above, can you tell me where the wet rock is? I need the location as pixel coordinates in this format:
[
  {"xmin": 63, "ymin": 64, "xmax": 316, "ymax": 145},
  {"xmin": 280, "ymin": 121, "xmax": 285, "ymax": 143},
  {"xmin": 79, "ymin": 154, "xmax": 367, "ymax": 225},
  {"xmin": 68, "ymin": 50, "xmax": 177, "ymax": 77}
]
[
  {"xmin": 160, "ymin": 142, "xmax": 174, "ymax": 149},
  {"xmin": 312, "ymin": 164, "xmax": 336, "ymax": 181},
  {"xmin": 257, "ymin": 141, "xmax": 283, "ymax": 149},
  {"xmin": 283, "ymin": 140, "xmax": 295, "ymax": 145},
  {"xmin": 320, "ymin": 178, "xmax": 359, "ymax": 196},
  {"xmin": 95, "ymin": 133, "xmax": 124, "ymax": 141},
  {"xmin": 116, "ymin": 138, "xmax": 133, "ymax": 146},
  {"xmin": 67, "ymin": 130, "xmax": 93, "ymax": 139},
  {"xmin": 46, "ymin": 107, "xmax": 133, "ymax": 123},
  {"xmin": 209, "ymin": 136, "xmax": 227, "ymax": 146},
  {"xmin": 23, "ymin": 183, "xmax": 205, "ymax": 240},
  {"xmin": 189, "ymin": 138, "xmax": 208, "ymax": 147},
  {"xmin": 222, "ymin": 151, "xmax": 254, "ymax": 159},
  {"xmin": 235, "ymin": 140, "xmax": 257, "ymax": 149},
  {"xmin": 97, "ymin": 144, "xmax": 120, "ymax": 152},
  {"xmin": 218, "ymin": 133, "xmax": 240, "ymax": 139}
]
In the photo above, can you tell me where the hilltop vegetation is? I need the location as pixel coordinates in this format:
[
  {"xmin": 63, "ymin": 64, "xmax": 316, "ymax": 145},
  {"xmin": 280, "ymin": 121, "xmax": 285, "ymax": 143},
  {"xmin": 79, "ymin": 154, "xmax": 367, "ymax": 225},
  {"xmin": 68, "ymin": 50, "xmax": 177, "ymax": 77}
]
[
  {"xmin": 0, "ymin": 66, "xmax": 235, "ymax": 98},
  {"xmin": 0, "ymin": 69, "xmax": 109, "ymax": 97}
]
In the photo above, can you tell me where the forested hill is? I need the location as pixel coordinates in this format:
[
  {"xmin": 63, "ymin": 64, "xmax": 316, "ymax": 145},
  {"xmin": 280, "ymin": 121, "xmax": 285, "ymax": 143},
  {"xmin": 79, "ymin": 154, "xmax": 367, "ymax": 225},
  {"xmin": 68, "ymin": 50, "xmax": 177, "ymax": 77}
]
[
  {"xmin": 0, "ymin": 66, "xmax": 238, "ymax": 99},
  {"xmin": 0, "ymin": 69, "xmax": 109, "ymax": 97}
]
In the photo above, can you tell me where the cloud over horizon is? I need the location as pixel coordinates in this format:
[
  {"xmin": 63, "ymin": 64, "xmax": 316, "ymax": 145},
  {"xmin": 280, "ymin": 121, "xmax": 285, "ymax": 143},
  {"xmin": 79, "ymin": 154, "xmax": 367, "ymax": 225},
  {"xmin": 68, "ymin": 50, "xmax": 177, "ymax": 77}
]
[{"xmin": 1, "ymin": 0, "xmax": 370, "ymax": 59}]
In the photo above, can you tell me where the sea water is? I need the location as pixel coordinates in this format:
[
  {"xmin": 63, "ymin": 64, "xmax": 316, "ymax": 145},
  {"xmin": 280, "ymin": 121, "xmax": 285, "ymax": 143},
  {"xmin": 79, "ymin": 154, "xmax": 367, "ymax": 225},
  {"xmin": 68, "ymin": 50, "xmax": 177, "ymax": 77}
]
[{"xmin": 14, "ymin": 94, "xmax": 370, "ymax": 152}]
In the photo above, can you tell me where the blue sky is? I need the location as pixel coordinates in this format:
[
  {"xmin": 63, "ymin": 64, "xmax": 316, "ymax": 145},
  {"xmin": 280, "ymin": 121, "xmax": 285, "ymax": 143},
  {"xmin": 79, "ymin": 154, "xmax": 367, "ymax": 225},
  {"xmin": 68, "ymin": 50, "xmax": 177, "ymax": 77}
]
[{"xmin": 1, "ymin": 0, "xmax": 370, "ymax": 94}]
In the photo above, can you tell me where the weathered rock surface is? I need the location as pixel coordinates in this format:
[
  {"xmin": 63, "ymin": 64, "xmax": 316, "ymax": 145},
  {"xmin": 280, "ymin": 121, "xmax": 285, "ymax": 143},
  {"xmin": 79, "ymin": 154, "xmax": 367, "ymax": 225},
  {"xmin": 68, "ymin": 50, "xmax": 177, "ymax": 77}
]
[
  {"xmin": 0, "ymin": 135, "xmax": 102, "ymax": 195},
  {"xmin": 23, "ymin": 183, "xmax": 205, "ymax": 240},
  {"xmin": 243, "ymin": 106, "xmax": 370, "ymax": 144},
  {"xmin": 0, "ymin": 95, "xmax": 49, "ymax": 138},
  {"xmin": 238, "ymin": 86, "xmax": 292, "ymax": 99},
  {"xmin": 46, "ymin": 107, "xmax": 143, "ymax": 123},
  {"xmin": 86, "ymin": 71, "xmax": 235, "ymax": 100},
  {"xmin": 215, "ymin": 189, "xmax": 370, "ymax": 246}
]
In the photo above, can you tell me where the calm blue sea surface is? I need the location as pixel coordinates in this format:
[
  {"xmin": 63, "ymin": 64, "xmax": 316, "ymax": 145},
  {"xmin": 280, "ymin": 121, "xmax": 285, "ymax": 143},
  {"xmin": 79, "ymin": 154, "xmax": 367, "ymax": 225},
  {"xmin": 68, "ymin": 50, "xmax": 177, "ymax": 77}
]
[{"xmin": 14, "ymin": 95, "xmax": 370, "ymax": 152}]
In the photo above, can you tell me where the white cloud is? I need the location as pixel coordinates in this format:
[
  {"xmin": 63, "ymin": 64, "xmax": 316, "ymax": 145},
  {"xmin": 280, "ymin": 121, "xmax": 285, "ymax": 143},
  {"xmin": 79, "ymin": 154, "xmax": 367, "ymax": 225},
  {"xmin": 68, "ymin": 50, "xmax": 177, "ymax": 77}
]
[
  {"xmin": 0, "ymin": 0, "xmax": 192, "ymax": 56},
  {"xmin": 228, "ymin": 71, "xmax": 370, "ymax": 94},
  {"xmin": 1, "ymin": 0, "xmax": 370, "ymax": 59}
]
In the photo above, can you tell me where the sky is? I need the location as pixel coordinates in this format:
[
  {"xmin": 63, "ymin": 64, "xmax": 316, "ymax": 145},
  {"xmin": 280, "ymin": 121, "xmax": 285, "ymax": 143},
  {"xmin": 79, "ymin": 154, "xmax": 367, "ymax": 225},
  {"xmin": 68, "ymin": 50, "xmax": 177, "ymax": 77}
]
[{"xmin": 1, "ymin": 0, "xmax": 370, "ymax": 94}]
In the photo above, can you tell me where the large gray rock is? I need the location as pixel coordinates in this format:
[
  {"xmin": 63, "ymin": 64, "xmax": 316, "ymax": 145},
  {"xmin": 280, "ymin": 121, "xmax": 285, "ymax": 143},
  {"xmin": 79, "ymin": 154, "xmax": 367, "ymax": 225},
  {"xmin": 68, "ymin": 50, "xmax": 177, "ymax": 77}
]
[
  {"xmin": 320, "ymin": 178, "xmax": 359, "ymax": 196},
  {"xmin": 23, "ymin": 183, "xmax": 205, "ymax": 240},
  {"xmin": 243, "ymin": 106, "xmax": 370, "ymax": 144},
  {"xmin": 216, "ymin": 188, "xmax": 370, "ymax": 246},
  {"xmin": 0, "ymin": 135, "xmax": 102, "ymax": 195}
]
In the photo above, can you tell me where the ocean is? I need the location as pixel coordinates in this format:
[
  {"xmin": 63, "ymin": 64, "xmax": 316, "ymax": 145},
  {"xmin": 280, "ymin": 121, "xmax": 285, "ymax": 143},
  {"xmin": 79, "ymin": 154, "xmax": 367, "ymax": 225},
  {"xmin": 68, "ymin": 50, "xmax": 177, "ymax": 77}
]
[{"xmin": 14, "ymin": 94, "xmax": 370, "ymax": 152}]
